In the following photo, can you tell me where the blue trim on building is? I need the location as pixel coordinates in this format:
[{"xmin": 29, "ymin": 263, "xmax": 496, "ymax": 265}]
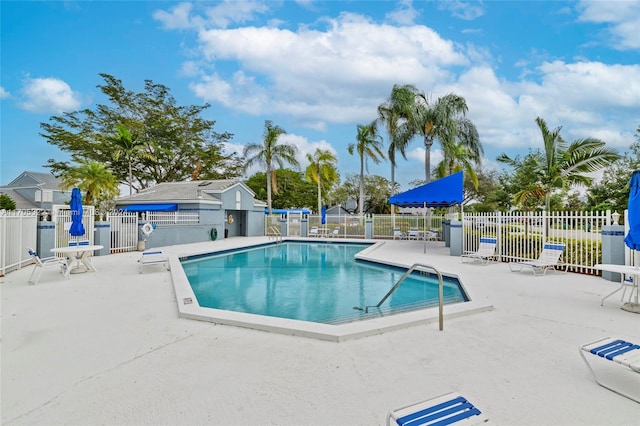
[
  {"xmin": 450, "ymin": 223, "xmax": 462, "ymax": 228},
  {"xmin": 37, "ymin": 224, "xmax": 56, "ymax": 229},
  {"xmin": 602, "ymin": 230, "xmax": 625, "ymax": 236},
  {"xmin": 95, "ymin": 223, "xmax": 111, "ymax": 228}
]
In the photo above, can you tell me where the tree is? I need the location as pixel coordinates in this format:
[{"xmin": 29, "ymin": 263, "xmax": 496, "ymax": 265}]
[
  {"xmin": 243, "ymin": 120, "xmax": 300, "ymax": 214},
  {"xmin": 107, "ymin": 124, "xmax": 155, "ymax": 195},
  {"xmin": 433, "ymin": 141, "xmax": 481, "ymax": 190},
  {"xmin": 377, "ymin": 84, "xmax": 416, "ymax": 196},
  {"xmin": 0, "ymin": 194, "xmax": 16, "ymax": 210},
  {"xmin": 330, "ymin": 174, "xmax": 397, "ymax": 214},
  {"xmin": 498, "ymin": 117, "xmax": 621, "ymax": 211},
  {"xmin": 410, "ymin": 92, "xmax": 480, "ymax": 182},
  {"xmin": 304, "ymin": 148, "xmax": 339, "ymax": 214},
  {"xmin": 245, "ymin": 169, "xmax": 316, "ymax": 210},
  {"xmin": 347, "ymin": 122, "xmax": 385, "ymax": 215},
  {"xmin": 41, "ymin": 73, "xmax": 240, "ymax": 192},
  {"xmin": 59, "ymin": 160, "xmax": 120, "ymax": 206},
  {"xmin": 587, "ymin": 126, "xmax": 640, "ymax": 213}
]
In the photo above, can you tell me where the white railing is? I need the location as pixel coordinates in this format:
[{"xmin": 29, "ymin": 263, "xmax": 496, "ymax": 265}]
[
  {"xmin": 108, "ymin": 211, "xmax": 138, "ymax": 253},
  {"xmin": 144, "ymin": 211, "xmax": 200, "ymax": 224},
  {"xmin": 0, "ymin": 209, "xmax": 39, "ymax": 274},
  {"xmin": 52, "ymin": 204, "xmax": 95, "ymax": 249},
  {"xmin": 462, "ymin": 210, "xmax": 611, "ymax": 275}
]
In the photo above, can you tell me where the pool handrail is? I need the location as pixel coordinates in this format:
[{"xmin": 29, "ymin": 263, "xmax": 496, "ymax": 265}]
[{"xmin": 362, "ymin": 262, "xmax": 444, "ymax": 331}]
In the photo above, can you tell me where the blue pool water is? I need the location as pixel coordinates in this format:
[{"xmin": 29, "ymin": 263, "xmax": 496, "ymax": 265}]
[{"xmin": 181, "ymin": 242, "xmax": 468, "ymax": 324}]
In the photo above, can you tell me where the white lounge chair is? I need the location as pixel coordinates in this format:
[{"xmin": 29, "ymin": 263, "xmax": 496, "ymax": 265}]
[
  {"xmin": 27, "ymin": 248, "xmax": 69, "ymax": 284},
  {"xmin": 579, "ymin": 337, "xmax": 640, "ymax": 403},
  {"xmin": 408, "ymin": 228, "xmax": 420, "ymax": 240},
  {"xmin": 309, "ymin": 226, "xmax": 319, "ymax": 237},
  {"xmin": 331, "ymin": 227, "xmax": 340, "ymax": 238},
  {"xmin": 426, "ymin": 229, "xmax": 439, "ymax": 241},
  {"xmin": 387, "ymin": 392, "xmax": 490, "ymax": 425},
  {"xmin": 393, "ymin": 228, "xmax": 406, "ymax": 240},
  {"xmin": 139, "ymin": 250, "xmax": 170, "ymax": 274},
  {"xmin": 461, "ymin": 236, "xmax": 498, "ymax": 265},
  {"xmin": 508, "ymin": 242, "xmax": 567, "ymax": 275}
]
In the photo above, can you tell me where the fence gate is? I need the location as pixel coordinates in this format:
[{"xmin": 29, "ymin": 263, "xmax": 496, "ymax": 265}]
[
  {"xmin": 52, "ymin": 204, "xmax": 95, "ymax": 248},
  {"xmin": 0, "ymin": 210, "xmax": 38, "ymax": 274},
  {"xmin": 108, "ymin": 211, "xmax": 138, "ymax": 253}
]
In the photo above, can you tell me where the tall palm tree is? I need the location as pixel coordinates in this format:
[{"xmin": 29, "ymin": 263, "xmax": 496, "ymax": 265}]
[
  {"xmin": 108, "ymin": 124, "xmax": 155, "ymax": 195},
  {"xmin": 243, "ymin": 120, "xmax": 300, "ymax": 214},
  {"xmin": 377, "ymin": 84, "xmax": 417, "ymax": 195},
  {"xmin": 305, "ymin": 148, "xmax": 339, "ymax": 215},
  {"xmin": 348, "ymin": 122, "xmax": 385, "ymax": 215},
  {"xmin": 433, "ymin": 141, "xmax": 480, "ymax": 190},
  {"xmin": 410, "ymin": 92, "xmax": 480, "ymax": 182},
  {"xmin": 497, "ymin": 116, "xmax": 621, "ymax": 211},
  {"xmin": 60, "ymin": 160, "xmax": 120, "ymax": 205}
]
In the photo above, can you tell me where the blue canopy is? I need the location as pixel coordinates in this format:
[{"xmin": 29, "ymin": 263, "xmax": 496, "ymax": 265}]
[
  {"xmin": 121, "ymin": 203, "xmax": 178, "ymax": 212},
  {"xmin": 69, "ymin": 187, "xmax": 85, "ymax": 237},
  {"xmin": 389, "ymin": 172, "xmax": 464, "ymax": 208},
  {"xmin": 624, "ymin": 170, "xmax": 640, "ymax": 250}
]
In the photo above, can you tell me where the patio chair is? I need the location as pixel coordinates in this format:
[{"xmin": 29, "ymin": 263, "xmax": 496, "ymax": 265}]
[
  {"xmin": 426, "ymin": 229, "xmax": 439, "ymax": 242},
  {"xmin": 331, "ymin": 227, "xmax": 340, "ymax": 238},
  {"xmin": 408, "ymin": 228, "xmax": 420, "ymax": 240},
  {"xmin": 139, "ymin": 250, "xmax": 170, "ymax": 274},
  {"xmin": 461, "ymin": 236, "xmax": 498, "ymax": 265},
  {"xmin": 387, "ymin": 392, "xmax": 490, "ymax": 425},
  {"xmin": 508, "ymin": 242, "xmax": 567, "ymax": 275},
  {"xmin": 309, "ymin": 226, "xmax": 319, "ymax": 237},
  {"xmin": 393, "ymin": 227, "xmax": 406, "ymax": 240},
  {"xmin": 27, "ymin": 248, "xmax": 69, "ymax": 285},
  {"xmin": 579, "ymin": 337, "xmax": 640, "ymax": 403}
]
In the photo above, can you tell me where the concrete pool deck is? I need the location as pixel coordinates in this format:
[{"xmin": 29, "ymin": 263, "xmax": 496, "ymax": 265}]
[{"xmin": 2, "ymin": 237, "xmax": 639, "ymax": 425}]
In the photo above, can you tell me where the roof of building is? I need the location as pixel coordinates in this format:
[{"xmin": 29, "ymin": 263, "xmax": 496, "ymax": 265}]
[
  {"xmin": 3, "ymin": 171, "xmax": 63, "ymax": 189},
  {"xmin": 116, "ymin": 180, "xmax": 258, "ymax": 204}
]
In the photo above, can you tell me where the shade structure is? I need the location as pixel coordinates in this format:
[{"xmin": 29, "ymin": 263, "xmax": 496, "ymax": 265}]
[
  {"xmin": 624, "ymin": 170, "xmax": 640, "ymax": 251},
  {"xmin": 389, "ymin": 172, "xmax": 464, "ymax": 208},
  {"xmin": 69, "ymin": 187, "xmax": 85, "ymax": 237},
  {"xmin": 321, "ymin": 205, "xmax": 327, "ymax": 225}
]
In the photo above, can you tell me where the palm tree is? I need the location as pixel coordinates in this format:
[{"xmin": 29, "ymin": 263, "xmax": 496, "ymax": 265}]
[
  {"xmin": 108, "ymin": 124, "xmax": 155, "ymax": 195},
  {"xmin": 433, "ymin": 141, "xmax": 480, "ymax": 190},
  {"xmin": 347, "ymin": 122, "xmax": 385, "ymax": 215},
  {"xmin": 497, "ymin": 116, "xmax": 621, "ymax": 211},
  {"xmin": 305, "ymin": 148, "xmax": 339, "ymax": 215},
  {"xmin": 377, "ymin": 84, "xmax": 416, "ymax": 195},
  {"xmin": 410, "ymin": 92, "xmax": 480, "ymax": 182},
  {"xmin": 243, "ymin": 120, "xmax": 300, "ymax": 213},
  {"xmin": 60, "ymin": 160, "xmax": 120, "ymax": 205}
]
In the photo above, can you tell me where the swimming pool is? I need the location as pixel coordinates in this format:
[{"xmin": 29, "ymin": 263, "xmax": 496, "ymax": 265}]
[{"xmin": 180, "ymin": 241, "xmax": 468, "ymax": 325}]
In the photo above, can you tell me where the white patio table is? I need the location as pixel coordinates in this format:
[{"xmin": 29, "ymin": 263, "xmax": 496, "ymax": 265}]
[
  {"xmin": 51, "ymin": 245, "xmax": 104, "ymax": 274},
  {"xmin": 594, "ymin": 263, "xmax": 640, "ymax": 313}
]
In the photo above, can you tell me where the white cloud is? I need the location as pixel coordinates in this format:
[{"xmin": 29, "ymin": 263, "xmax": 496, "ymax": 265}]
[
  {"xmin": 385, "ymin": 0, "xmax": 421, "ymax": 25},
  {"xmin": 154, "ymin": 1, "xmax": 270, "ymax": 30},
  {"xmin": 577, "ymin": 0, "xmax": 640, "ymax": 49},
  {"xmin": 437, "ymin": 0, "xmax": 485, "ymax": 21},
  {"xmin": 19, "ymin": 77, "xmax": 83, "ymax": 114},
  {"xmin": 0, "ymin": 86, "xmax": 10, "ymax": 99}
]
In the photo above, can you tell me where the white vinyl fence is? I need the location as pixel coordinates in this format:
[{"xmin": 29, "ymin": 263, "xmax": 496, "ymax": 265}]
[
  {"xmin": 462, "ymin": 210, "xmax": 613, "ymax": 274},
  {"xmin": 53, "ymin": 204, "xmax": 95, "ymax": 248},
  {"xmin": 108, "ymin": 211, "xmax": 138, "ymax": 253},
  {"xmin": 0, "ymin": 210, "xmax": 38, "ymax": 274}
]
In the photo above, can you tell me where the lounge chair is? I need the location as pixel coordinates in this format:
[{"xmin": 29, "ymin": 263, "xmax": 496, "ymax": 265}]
[
  {"xmin": 139, "ymin": 250, "xmax": 170, "ymax": 273},
  {"xmin": 331, "ymin": 227, "xmax": 340, "ymax": 238},
  {"xmin": 387, "ymin": 392, "xmax": 490, "ymax": 425},
  {"xmin": 426, "ymin": 230, "xmax": 439, "ymax": 241},
  {"xmin": 309, "ymin": 226, "xmax": 319, "ymax": 237},
  {"xmin": 461, "ymin": 236, "xmax": 498, "ymax": 265},
  {"xmin": 27, "ymin": 248, "xmax": 69, "ymax": 284},
  {"xmin": 508, "ymin": 242, "xmax": 567, "ymax": 275},
  {"xmin": 579, "ymin": 337, "xmax": 640, "ymax": 403},
  {"xmin": 393, "ymin": 228, "xmax": 406, "ymax": 240},
  {"xmin": 408, "ymin": 228, "xmax": 420, "ymax": 240}
]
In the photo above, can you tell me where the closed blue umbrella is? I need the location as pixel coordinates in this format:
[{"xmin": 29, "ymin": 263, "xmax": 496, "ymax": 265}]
[
  {"xmin": 69, "ymin": 187, "xmax": 85, "ymax": 237},
  {"xmin": 321, "ymin": 205, "xmax": 327, "ymax": 225},
  {"xmin": 624, "ymin": 170, "xmax": 640, "ymax": 251}
]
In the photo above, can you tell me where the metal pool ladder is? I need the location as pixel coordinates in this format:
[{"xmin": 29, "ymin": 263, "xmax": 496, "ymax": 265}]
[{"xmin": 359, "ymin": 263, "xmax": 445, "ymax": 331}]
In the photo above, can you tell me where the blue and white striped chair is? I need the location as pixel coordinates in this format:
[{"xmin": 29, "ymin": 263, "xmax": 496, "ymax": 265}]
[
  {"xmin": 387, "ymin": 392, "xmax": 490, "ymax": 425},
  {"xmin": 27, "ymin": 248, "xmax": 69, "ymax": 284},
  {"xmin": 461, "ymin": 236, "xmax": 497, "ymax": 265},
  {"xmin": 580, "ymin": 337, "xmax": 640, "ymax": 403},
  {"xmin": 508, "ymin": 242, "xmax": 566, "ymax": 275},
  {"xmin": 139, "ymin": 250, "xmax": 170, "ymax": 274}
]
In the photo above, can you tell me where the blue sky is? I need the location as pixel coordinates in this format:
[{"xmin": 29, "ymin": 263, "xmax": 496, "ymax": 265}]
[{"xmin": 2, "ymin": 0, "xmax": 639, "ymax": 191}]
